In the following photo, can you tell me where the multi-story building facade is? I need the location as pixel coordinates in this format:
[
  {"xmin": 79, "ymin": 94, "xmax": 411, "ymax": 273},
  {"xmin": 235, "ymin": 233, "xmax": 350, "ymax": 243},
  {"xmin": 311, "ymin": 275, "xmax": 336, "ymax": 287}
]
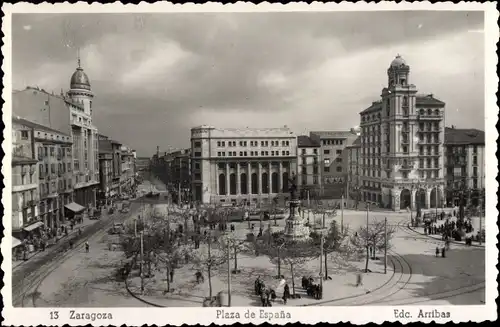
[
  {"xmin": 444, "ymin": 127, "xmax": 485, "ymax": 206},
  {"xmin": 309, "ymin": 131, "xmax": 359, "ymax": 198},
  {"xmin": 12, "ymin": 59, "xmax": 99, "ymax": 209},
  {"xmin": 68, "ymin": 61, "xmax": 99, "ymax": 208},
  {"xmin": 13, "ymin": 117, "xmax": 75, "ymax": 233},
  {"xmin": 191, "ymin": 126, "xmax": 298, "ymax": 205},
  {"xmin": 346, "ymin": 137, "xmax": 361, "ymax": 204},
  {"xmin": 297, "ymin": 135, "xmax": 321, "ymax": 198},
  {"xmin": 98, "ymin": 148, "xmax": 113, "ymax": 202},
  {"xmin": 120, "ymin": 145, "xmax": 136, "ymax": 194},
  {"xmin": 12, "ymin": 118, "xmax": 39, "ymax": 241},
  {"xmin": 359, "ymin": 55, "xmax": 446, "ymax": 210}
]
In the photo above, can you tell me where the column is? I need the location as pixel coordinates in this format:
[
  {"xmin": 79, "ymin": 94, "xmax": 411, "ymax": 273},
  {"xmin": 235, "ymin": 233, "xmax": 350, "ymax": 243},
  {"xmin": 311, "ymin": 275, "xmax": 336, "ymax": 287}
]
[
  {"xmin": 411, "ymin": 189, "xmax": 417, "ymax": 210},
  {"xmin": 247, "ymin": 162, "xmax": 252, "ymax": 196},
  {"xmin": 236, "ymin": 163, "xmax": 241, "ymax": 195},
  {"xmin": 279, "ymin": 162, "xmax": 283, "ymax": 193},
  {"xmin": 268, "ymin": 162, "xmax": 272, "ymax": 194},
  {"xmin": 426, "ymin": 189, "xmax": 431, "ymax": 209},
  {"xmin": 258, "ymin": 162, "xmax": 262, "ymax": 194},
  {"xmin": 215, "ymin": 163, "xmax": 219, "ymax": 195},
  {"xmin": 225, "ymin": 163, "xmax": 230, "ymax": 196}
]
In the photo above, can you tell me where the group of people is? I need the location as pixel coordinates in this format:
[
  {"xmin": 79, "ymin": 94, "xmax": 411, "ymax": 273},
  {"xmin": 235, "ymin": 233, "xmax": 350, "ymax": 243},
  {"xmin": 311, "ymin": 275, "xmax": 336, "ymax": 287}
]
[
  {"xmin": 254, "ymin": 276, "xmax": 291, "ymax": 306},
  {"xmin": 302, "ymin": 276, "xmax": 322, "ymax": 300}
]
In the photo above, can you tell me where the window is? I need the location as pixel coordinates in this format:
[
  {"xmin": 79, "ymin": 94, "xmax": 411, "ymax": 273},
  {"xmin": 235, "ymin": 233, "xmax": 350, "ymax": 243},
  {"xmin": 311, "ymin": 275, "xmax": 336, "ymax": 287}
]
[
  {"xmin": 473, "ymin": 145, "xmax": 478, "ymax": 154},
  {"xmin": 324, "ymin": 149, "xmax": 330, "ymax": 155},
  {"xmin": 194, "ymin": 141, "xmax": 201, "ymax": 148},
  {"xmin": 21, "ymin": 131, "xmax": 29, "ymax": 140},
  {"xmin": 473, "ymin": 156, "xmax": 477, "ymax": 165},
  {"xmin": 324, "ymin": 167, "xmax": 330, "ymax": 172},
  {"xmin": 336, "ymin": 150, "xmax": 342, "ymax": 155},
  {"xmin": 301, "ymin": 149, "xmax": 306, "ymax": 154},
  {"xmin": 336, "ymin": 167, "xmax": 342, "ymax": 172},
  {"xmin": 313, "ymin": 176, "xmax": 318, "ymax": 185},
  {"xmin": 194, "ymin": 152, "xmax": 201, "ymax": 157}
]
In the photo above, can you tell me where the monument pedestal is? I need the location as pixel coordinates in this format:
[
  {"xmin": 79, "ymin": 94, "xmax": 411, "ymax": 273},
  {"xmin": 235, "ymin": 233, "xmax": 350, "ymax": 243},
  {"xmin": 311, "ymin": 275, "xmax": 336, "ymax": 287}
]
[{"xmin": 284, "ymin": 199, "xmax": 310, "ymax": 240}]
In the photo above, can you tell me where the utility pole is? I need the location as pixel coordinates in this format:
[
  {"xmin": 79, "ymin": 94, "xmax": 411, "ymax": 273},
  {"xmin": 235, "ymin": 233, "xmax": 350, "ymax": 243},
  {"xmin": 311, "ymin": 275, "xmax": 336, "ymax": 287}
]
[
  {"xmin": 384, "ymin": 217, "xmax": 388, "ymax": 274},
  {"xmin": 341, "ymin": 194, "xmax": 344, "ymax": 233},
  {"xmin": 134, "ymin": 219, "xmax": 137, "ymax": 238},
  {"xmin": 307, "ymin": 189, "xmax": 311, "ymax": 225},
  {"xmin": 140, "ymin": 231, "xmax": 144, "ymax": 294},
  {"xmin": 366, "ymin": 203, "xmax": 370, "ymax": 266},
  {"xmin": 227, "ymin": 238, "xmax": 232, "ymax": 307},
  {"xmin": 479, "ymin": 198, "xmax": 482, "ymax": 245}
]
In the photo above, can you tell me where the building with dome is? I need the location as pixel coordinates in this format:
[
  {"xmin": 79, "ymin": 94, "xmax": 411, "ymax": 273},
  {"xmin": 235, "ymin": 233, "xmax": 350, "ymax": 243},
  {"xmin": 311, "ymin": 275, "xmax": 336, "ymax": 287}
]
[
  {"xmin": 66, "ymin": 59, "xmax": 100, "ymax": 208},
  {"xmin": 357, "ymin": 55, "xmax": 446, "ymax": 211},
  {"xmin": 12, "ymin": 58, "xmax": 100, "ymax": 212}
]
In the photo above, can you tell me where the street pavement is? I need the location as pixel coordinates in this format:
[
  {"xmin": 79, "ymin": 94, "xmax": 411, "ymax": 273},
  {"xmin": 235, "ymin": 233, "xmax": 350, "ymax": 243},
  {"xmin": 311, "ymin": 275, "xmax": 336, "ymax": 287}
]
[
  {"xmin": 14, "ymin": 201, "xmax": 148, "ymax": 307},
  {"xmin": 23, "ymin": 206, "xmax": 485, "ymax": 307}
]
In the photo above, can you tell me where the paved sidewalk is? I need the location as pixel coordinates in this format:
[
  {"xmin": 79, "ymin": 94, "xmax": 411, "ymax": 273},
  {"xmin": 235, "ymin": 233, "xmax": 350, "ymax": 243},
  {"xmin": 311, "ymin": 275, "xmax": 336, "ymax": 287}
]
[
  {"xmin": 125, "ymin": 248, "xmax": 395, "ymax": 307},
  {"xmin": 13, "ymin": 216, "xmax": 102, "ymax": 271},
  {"xmin": 407, "ymin": 224, "xmax": 485, "ymax": 248}
]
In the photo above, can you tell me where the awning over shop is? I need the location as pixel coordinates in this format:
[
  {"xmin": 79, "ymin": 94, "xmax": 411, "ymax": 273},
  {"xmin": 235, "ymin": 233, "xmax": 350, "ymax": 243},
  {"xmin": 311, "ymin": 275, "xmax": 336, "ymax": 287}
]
[
  {"xmin": 23, "ymin": 221, "xmax": 44, "ymax": 232},
  {"xmin": 65, "ymin": 202, "xmax": 86, "ymax": 213},
  {"xmin": 12, "ymin": 237, "xmax": 23, "ymax": 248}
]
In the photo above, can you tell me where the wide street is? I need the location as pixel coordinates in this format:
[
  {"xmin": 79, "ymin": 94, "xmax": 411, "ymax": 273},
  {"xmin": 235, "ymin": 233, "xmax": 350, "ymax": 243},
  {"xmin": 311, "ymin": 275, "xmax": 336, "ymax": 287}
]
[{"xmin": 18, "ymin": 199, "xmax": 485, "ymax": 307}]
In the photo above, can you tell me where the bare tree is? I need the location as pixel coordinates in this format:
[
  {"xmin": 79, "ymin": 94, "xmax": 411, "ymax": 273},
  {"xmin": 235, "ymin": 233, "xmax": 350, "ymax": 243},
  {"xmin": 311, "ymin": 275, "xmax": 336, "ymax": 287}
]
[
  {"xmin": 191, "ymin": 233, "xmax": 227, "ymax": 298},
  {"xmin": 255, "ymin": 232, "xmax": 316, "ymax": 295},
  {"xmin": 309, "ymin": 220, "xmax": 352, "ymax": 279},
  {"xmin": 350, "ymin": 219, "xmax": 395, "ymax": 272}
]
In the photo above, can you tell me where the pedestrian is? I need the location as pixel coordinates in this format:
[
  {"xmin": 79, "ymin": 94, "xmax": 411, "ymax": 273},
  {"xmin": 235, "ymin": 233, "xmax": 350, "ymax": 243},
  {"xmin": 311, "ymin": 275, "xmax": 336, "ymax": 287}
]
[
  {"xmin": 85, "ymin": 241, "xmax": 90, "ymax": 253},
  {"xmin": 356, "ymin": 272, "xmax": 363, "ymax": 287},
  {"xmin": 435, "ymin": 246, "xmax": 439, "ymax": 257},
  {"xmin": 283, "ymin": 283, "xmax": 290, "ymax": 304},
  {"xmin": 69, "ymin": 239, "xmax": 74, "ymax": 249},
  {"xmin": 441, "ymin": 246, "xmax": 446, "ymax": 258},
  {"xmin": 170, "ymin": 269, "xmax": 174, "ymax": 282}
]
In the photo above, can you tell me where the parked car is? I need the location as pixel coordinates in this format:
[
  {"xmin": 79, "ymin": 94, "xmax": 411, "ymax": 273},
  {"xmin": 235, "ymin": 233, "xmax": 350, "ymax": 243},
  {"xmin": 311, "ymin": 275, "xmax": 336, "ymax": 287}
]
[{"xmin": 108, "ymin": 223, "xmax": 125, "ymax": 235}]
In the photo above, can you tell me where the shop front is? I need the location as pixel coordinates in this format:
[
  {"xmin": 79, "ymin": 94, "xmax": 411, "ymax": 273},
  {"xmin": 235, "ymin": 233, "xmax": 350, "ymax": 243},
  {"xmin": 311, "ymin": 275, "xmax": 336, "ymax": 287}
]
[{"xmin": 64, "ymin": 202, "xmax": 86, "ymax": 223}]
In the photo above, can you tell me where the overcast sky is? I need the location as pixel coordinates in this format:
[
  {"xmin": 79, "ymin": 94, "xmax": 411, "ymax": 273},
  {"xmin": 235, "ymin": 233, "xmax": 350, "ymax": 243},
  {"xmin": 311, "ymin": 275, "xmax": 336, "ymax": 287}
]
[{"xmin": 12, "ymin": 11, "xmax": 485, "ymax": 156}]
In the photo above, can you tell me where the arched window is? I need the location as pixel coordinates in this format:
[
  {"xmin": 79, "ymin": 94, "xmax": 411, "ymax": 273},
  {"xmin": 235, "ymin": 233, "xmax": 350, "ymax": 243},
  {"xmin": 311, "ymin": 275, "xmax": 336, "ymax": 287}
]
[
  {"xmin": 240, "ymin": 173, "xmax": 248, "ymax": 195},
  {"xmin": 229, "ymin": 173, "xmax": 237, "ymax": 195},
  {"xmin": 434, "ymin": 109, "xmax": 440, "ymax": 115},
  {"xmin": 262, "ymin": 173, "xmax": 269, "ymax": 194},
  {"xmin": 251, "ymin": 173, "xmax": 258, "ymax": 194},
  {"xmin": 271, "ymin": 172, "xmax": 279, "ymax": 193},
  {"xmin": 427, "ymin": 109, "xmax": 432, "ymax": 115},
  {"xmin": 403, "ymin": 96, "xmax": 408, "ymax": 106},
  {"xmin": 218, "ymin": 174, "xmax": 226, "ymax": 195}
]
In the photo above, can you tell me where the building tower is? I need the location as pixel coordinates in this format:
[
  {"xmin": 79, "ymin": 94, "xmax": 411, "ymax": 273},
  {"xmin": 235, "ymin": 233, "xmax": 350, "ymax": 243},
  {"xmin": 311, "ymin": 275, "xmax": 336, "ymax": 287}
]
[
  {"xmin": 67, "ymin": 53, "xmax": 100, "ymax": 208},
  {"xmin": 67, "ymin": 53, "xmax": 94, "ymax": 117}
]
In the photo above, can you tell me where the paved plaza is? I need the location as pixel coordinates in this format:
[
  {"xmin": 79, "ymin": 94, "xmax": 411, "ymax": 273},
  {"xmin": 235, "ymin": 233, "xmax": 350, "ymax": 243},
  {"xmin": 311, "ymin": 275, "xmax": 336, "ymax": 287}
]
[{"xmin": 22, "ymin": 203, "xmax": 485, "ymax": 307}]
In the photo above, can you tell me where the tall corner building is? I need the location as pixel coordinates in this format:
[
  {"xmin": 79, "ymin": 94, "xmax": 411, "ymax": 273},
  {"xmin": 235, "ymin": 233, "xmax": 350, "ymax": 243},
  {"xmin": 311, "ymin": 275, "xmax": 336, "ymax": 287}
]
[
  {"xmin": 359, "ymin": 55, "xmax": 445, "ymax": 211},
  {"xmin": 67, "ymin": 61, "xmax": 100, "ymax": 207},
  {"xmin": 190, "ymin": 125, "xmax": 297, "ymax": 205}
]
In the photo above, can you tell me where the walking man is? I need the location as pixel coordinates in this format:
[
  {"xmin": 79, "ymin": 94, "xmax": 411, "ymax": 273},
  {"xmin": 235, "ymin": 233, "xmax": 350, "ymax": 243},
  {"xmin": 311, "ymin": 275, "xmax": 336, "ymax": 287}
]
[
  {"xmin": 356, "ymin": 272, "xmax": 363, "ymax": 287},
  {"xmin": 85, "ymin": 241, "xmax": 90, "ymax": 253}
]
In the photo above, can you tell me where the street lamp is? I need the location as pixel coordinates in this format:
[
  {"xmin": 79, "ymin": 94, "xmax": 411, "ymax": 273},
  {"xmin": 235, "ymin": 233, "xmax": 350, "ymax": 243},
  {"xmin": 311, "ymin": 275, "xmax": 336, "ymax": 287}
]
[{"xmin": 315, "ymin": 211, "xmax": 327, "ymax": 299}]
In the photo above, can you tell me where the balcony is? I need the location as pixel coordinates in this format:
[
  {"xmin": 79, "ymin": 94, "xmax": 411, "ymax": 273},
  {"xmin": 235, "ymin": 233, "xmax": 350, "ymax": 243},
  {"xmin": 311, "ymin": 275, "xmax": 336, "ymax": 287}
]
[{"xmin": 400, "ymin": 165, "xmax": 413, "ymax": 170}]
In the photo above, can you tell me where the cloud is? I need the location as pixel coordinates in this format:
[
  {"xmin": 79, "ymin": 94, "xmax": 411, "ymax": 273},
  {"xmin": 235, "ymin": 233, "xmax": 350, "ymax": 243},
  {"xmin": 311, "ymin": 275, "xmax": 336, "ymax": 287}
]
[{"xmin": 11, "ymin": 11, "xmax": 485, "ymax": 156}]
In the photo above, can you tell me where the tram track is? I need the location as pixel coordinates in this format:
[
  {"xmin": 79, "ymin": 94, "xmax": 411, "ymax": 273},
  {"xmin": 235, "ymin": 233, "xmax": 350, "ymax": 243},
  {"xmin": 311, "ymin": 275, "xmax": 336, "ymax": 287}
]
[{"xmin": 15, "ymin": 203, "xmax": 142, "ymax": 307}]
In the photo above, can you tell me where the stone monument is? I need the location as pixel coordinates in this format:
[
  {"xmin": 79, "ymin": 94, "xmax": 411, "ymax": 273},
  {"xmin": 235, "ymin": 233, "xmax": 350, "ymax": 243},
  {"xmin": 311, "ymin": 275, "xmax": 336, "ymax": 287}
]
[{"xmin": 284, "ymin": 172, "xmax": 310, "ymax": 239}]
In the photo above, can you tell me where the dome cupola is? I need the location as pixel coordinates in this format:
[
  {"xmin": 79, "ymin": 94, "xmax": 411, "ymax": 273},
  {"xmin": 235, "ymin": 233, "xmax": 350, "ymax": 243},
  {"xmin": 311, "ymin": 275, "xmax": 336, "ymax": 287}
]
[
  {"xmin": 70, "ymin": 66, "xmax": 91, "ymax": 91},
  {"xmin": 390, "ymin": 54, "xmax": 407, "ymax": 68}
]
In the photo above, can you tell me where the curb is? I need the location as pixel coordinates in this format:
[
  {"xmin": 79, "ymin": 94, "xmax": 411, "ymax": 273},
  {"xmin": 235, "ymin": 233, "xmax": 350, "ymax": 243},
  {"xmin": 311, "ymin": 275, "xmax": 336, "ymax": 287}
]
[
  {"xmin": 406, "ymin": 223, "xmax": 485, "ymax": 248},
  {"xmin": 124, "ymin": 277, "xmax": 166, "ymax": 307}
]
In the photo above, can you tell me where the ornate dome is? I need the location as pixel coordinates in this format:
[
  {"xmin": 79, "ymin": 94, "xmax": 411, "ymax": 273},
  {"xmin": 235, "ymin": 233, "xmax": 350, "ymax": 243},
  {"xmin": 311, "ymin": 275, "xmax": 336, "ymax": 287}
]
[
  {"xmin": 390, "ymin": 55, "xmax": 407, "ymax": 68},
  {"xmin": 70, "ymin": 67, "xmax": 91, "ymax": 91}
]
